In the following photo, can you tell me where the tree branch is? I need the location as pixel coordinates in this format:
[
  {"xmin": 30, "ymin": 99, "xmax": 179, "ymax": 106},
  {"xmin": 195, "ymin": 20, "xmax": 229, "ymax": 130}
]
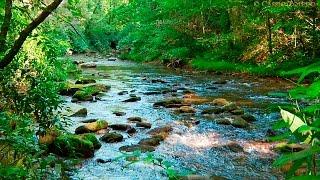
[
  {"xmin": 0, "ymin": 0, "xmax": 64, "ymax": 69},
  {"xmin": 0, "ymin": 0, "xmax": 13, "ymax": 52}
]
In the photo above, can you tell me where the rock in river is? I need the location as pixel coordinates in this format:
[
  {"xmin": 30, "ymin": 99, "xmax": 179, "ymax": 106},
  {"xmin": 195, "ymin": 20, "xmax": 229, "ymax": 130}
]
[
  {"xmin": 123, "ymin": 96, "xmax": 141, "ymax": 102},
  {"xmin": 241, "ymin": 114, "xmax": 257, "ymax": 122},
  {"xmin": 138, "ymin": 137, "xmax": 163, "ymax": 147},
  {"xmin": 75, "ymin": 120, "xmax": 108, "ymax": 134},
  {"xmin": 174, "ymin": 106, "xmax": 196, "ymax": 114},
  {"xmin": 50, "ymin": 134, "xmax": 100, "ymax": 158},
  {"xmin": 75, "ymin": 78, "xmax": 96, "ymax": 84},
  {"xmin": 109, "ymin": 124, "xmax": 131, "ymax": 131},
  {"xmin": 119, "ymin": 145, "xmax": 155, "ymax": 152},
  {"xmin": 128, "ymin": 117, "xmax": 143, "ymax": 123},
  {"xmin": 136, "ymin": 122, "xmax": 152, "ymax": 129},
  {"xmin": 113, "ymin": 111, "xmax": 126, "ymax": 116},
  {"xmin": 100, "ymin": 132, "xmax": 123, "ymax": 143}
]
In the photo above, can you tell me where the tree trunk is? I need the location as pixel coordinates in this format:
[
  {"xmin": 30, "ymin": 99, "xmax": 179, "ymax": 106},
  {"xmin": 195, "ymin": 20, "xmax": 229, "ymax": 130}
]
[
  {"xmin": 267, "ymin": 13, "xmax": 273, "ymax": 55},
  {"xmin": 0, "ymin": 0, "xmax": 13, "ymax": 52},
  {"xmin": 311, "ymin": 0, "xmax": 318, "ymax": 59},
  {"xmin": 0, "ymin": 0, "xmax": 63, "ymax": 69}
]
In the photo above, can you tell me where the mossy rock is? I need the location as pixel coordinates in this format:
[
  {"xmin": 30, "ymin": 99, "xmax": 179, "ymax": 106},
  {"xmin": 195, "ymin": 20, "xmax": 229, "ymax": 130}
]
[
  {"xmin": 119, "ymin": 144, "xmax": 155, "ymax": 152},
  {"xmin": 201, "ymin": 107, "xmax": 225, "ymax": 115},
  {"xmin": 212, "ymin": 98, "xmax": 230, "ymax": 106},
  {"xmin": 241, "ymin": 114, "xmax": 257, "ymax": 122},
  {"xmin": 70, "ymin": 108, "xmax": 88, "ymax": 117},
  {"xmin": 51, "ymin": 134, "xmax": 95, "ymax": 158},
  {"xmin": 81, "ymin": 133, "xmax": 102, "ymax": 149},
  {"xmin": 154, "ymin": 98, "xmax": 187, "ymax": 108},
  {"xmin": 72, "ymin": 90, "xmax": 94, "ymax": 102},
  {"xmin": 59, "ymin": 82, "xmax": 84, "ymax": 96},
  {"xmin": 75, "ymin": 78, "xmax": 96, "ymax": 84},
  {"xmin": 174, "ymin": 106, "xmax": 196, "ymax": 114},
  {"xmin": 75, "ymin": 120, "xmax": 108, "ymax": 134},
  {"xmin": 100, "ymin": 132, "xmax": 123, "ymax": 143},
  {"xmin": 231, "ymin": 117, "xmax": 249, "ymax": 128},
  {"xmin": 72, "ymin": 84, "xmax": 111, "ymax": 102},
  {"xmin": 138, "ymin": 137, "xmax": 163, "ymax": 147},
  {"xmin": 123, "ymin": 96, "xmax": 141, "ymax": 102}
]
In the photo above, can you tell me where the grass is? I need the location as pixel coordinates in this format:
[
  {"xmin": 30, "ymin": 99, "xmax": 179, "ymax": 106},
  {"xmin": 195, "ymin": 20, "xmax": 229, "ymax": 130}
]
[{"xmin": 191, "ymin": 59, "xmax": 277, "ymax": 76}]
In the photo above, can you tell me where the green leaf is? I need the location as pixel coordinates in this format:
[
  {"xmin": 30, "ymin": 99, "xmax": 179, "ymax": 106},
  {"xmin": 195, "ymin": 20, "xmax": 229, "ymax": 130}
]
[
  {"xmin": 280, "ymin": 109, "xmax": 306, "ymax": 133},
  {"xmin": 273, "ymin": 146, "xmax": 320, "ymax": 167}
]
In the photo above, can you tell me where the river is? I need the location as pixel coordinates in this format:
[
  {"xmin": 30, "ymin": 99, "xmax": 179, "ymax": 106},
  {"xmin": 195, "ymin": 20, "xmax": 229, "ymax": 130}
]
[{"xmin": 66, "ymin": 54, "xmax": 293, "ymax": 180}]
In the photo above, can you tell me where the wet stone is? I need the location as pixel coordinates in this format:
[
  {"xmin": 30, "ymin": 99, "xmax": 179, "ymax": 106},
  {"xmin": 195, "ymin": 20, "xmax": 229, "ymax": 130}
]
[
  {"xmin": 127, "ymin": 117, "xmax": 143, "ymax": 123},
  {"xmin": 96, "ymin": 158, "xmax": 112, "ymax": 163},
  {"xmin": 136, "ymin": 122, "xmax": 152, "ymax": 129},
  {"xmin": 123, "ymin": 96, "xmax": 141, "ymax": 102},
  {"xmin": 119, "ymin": 145, "xmax": 155, "ymax": 152},
  {"xmin": 126, "ymin": 127, "xmax": 137, "ymax": 134},
  {"xmin": 100, "ymin": 132, "xmax": 123, "ymax": 143},
  {"xmin": 109, "ymin": 124, "xmax": 131, "ymax": 131},
  {"xmin": 241, "ymin": 114, "xmax": 257, "ymax": 122},
  {"xmin": 113, "ymin": 111, "xmax": 126, "ymax": 116},
  {"xmin": 118, "ymin": 91, "xmax": 128, "ymax": 95},
  {"xmin": 75, "ymin": 78, "xmax": 96, "ymax": 84},
  {"xmin": 81, "ymin": 119, "xmax": 97, "ymax": 123}
]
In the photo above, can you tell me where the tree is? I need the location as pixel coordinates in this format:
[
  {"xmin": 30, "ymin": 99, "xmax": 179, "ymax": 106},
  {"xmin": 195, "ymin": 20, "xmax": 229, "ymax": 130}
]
[{"xmin": 0, "ymin": 0, "xmax": 64, "ymax": 69}]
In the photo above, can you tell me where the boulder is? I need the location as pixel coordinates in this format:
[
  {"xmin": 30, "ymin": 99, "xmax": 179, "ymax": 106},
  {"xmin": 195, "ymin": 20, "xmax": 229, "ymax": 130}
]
[
  {"xmin": 118, "ymin": 91, "xmax": 128, "ymax": 95},
  {"xmin": 147, "ymin": 125, "xmax": 173, "ymax": 139},
  {"xmin": 201, "ymin": 108, "xmax": 225, "ymax": 115},
  {"xmin": 119, "ymin": 145, "xmax": 155, "ymax": 152},
  {"xmin": 113, "ymin": 111, "xmax": 126, "ymax": 116},
  {"xmin": 59, "ymin": 82, "xmax": 83, "ymax": 96},
  {"xmin": 154, "ymin": 98, "xmax": 189, "ymax": 108},
  {"xmin": 81, "ymin": 133, "xmax": 102, "ymax": 149},
  {"xmin": 183, "ymin": 94, "xmax": 210, "ymax": 105},
  {"xmin": 72, "ymin": 90, "xmax": 94, "ymax": 102},
  {"xmin": 211, "ymin": 142, "xmax": 244, "ymax": 153},
  {"xmin": 71, "ymin": 84, "xmax": 110, "ymax": 102},
  {"xmin": 151, "ymin": 79, "xmax": 167, "ymax": 83},
  {"xmin": 231, "ymin": 117, "xmax": 249, "ymax": 129},
  {"xmin": 80, "ymin": 63, "xmax": 97, "ymax": 68},
  {"xmin": 75, "ymin": 120, "xmax": 108, "ymax": 134},
  {"xmin": 75, "ymin": 78, "xmax": 96, "ymax": 85},
  {"xmin": 109, "ymin": 124, "xmax": 131, "ymax": 131},
  {"xmin": 127, "ymin": 127, "xmax": 137, "ymax": 134},
  {"xmin": 71, "ymin": 108, "xmax": 88, "ymax": 117},
  {"xmin": 62, "ymin": 104, "xmax": 88, "ymax": 117},
  {"xmin": 213, "ymin": 80, "xmax": 228, "ymax": 84},
  {"xmin": 81, "ymin": 119, "xmax": 97, "ymax": 123},
  {"xmin": 100, "ymin": 132, "xmax": 123, "ymax": 143},
  {"xmin": 175, "ymin": 106, "xmax": 196, "ymax": 114},
  {"xmin": 138, "ymin": 137, "xmax": 162, "ymax": 147},
  {"xmin": 216, "ymin": 118, "xmax": 232, "ymax": 125},
  {"xmin": 50, "ymin": 134, "xmax": 100, "ymax": 158},
  {"xmin": 230, "ymin": 109, "xmax": 245, "ymax": 115},
  {"xmin": 128, "ymin": 117, "xmax": 143, "ymax": 123},
  {"xmin": 241, "ymin": 114, "xmax": 257, "ymax": 122},
  {"xmin": 96, "ymin": 158, "xmax": 112, "ymax": 163},
  {"xmin": 136, "ymin": 122, "xmax": 152, "ymax": 129},
  {"xmin": 212, "ymin": 98, "xmax": 230, "ymax": 106},
  {"xmin": 123, "ymin": 96, "xmax": 141, "ymax": 102}
]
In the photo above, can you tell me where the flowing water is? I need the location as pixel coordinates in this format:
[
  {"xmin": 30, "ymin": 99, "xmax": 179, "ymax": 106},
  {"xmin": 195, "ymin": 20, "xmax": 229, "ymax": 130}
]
[{"xmin": 67, "ymin": 55, "xmax": 293, "ymax": 180}]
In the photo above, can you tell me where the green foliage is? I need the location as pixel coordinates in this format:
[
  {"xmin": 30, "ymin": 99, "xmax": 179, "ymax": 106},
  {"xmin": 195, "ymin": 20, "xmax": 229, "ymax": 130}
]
[{"xmin": 274, "ymin": 64, "xmax": 320, "ymax": 178}]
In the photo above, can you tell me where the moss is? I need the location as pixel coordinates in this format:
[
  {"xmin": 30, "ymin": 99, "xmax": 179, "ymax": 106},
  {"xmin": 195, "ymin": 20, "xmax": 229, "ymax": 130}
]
[
  {"xmin": 51, "ymin": 134, "xmax": 95, "ymax": 158},
  {"xmin": 81, "ymin": 133, "xmax": 102, "ymax": 149},
  {"xmin": 72, "ymin": 84, "xmax": 111, "ymax": 101}
]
